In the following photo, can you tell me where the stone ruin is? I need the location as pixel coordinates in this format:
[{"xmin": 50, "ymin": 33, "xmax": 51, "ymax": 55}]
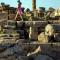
[{"xmin": 0, "ymin": 20, "xmax": 60, "ymax": 60}]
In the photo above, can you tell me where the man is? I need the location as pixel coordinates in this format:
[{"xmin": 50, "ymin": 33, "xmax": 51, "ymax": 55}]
[
  {"xmin": 15, "ymin": 0, "xmax": 23, "ymax": 20},
  {"xmin": 38, "ymin": 21, "xmax": 55, "ymax": 43},
  {"xmin": 45, "ymin": 21, "xmax": 55, "ymax": 42}
]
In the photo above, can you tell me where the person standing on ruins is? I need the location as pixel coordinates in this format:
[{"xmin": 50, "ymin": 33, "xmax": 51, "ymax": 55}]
[{"xmin": 15, "ymin": 0, "xmax": 23, "ymax": 20}]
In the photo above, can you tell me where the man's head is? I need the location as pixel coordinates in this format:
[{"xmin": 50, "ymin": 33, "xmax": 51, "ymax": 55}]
[
  {"xmin": 45, "ymin": 24, "xmax": 54, "ymax": 36},
  {"xmin": 17, "ymin": 0, "xmax": 22, "ymax": 5}
]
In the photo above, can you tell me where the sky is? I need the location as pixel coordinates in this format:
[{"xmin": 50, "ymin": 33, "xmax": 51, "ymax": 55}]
[{"xmin": 0, "ymin": 0, "xmax": 60, "ymax": 10}]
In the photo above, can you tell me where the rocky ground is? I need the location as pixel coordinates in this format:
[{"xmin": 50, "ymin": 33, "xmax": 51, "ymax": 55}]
[{"xmin": 0, "ymin": 41, "xmax": 60, "ymax": 60}]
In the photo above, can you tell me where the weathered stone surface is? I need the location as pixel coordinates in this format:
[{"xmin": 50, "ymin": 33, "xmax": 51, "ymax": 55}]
[
  {"xmin": 0, "ymin": 44, "xmax": 24, "ymax": 57},
  {"xmin": 0, "ymin": 12, "xmax": 8, "ymax": 20},
  {"xmin": 0, "ymin": 56, "xmax": 26, "ymax": 60},
  {"xmin": 0, "ymin": 43, "xmax": 60, "ymax": 60},
  {"xmin": 55, "ymin": 33, "xmax": 60, "ymax": 42},
  {"xmin": 0, "ymin": 43, "xmax": 28, "ymax": 60},
  {"xmin": 35, "ymin": 55, "xmax": 54, "ymax": 60}
]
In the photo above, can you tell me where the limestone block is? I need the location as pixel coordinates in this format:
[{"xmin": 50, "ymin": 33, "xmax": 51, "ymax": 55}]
[
  {"xmin": 0, "ymin": 12, "xmax": 8, "ymax": 20},
  {"xmin": 2, "ymin": 45, "xmax": 23, "ymax": 56},
  {"xmin": 35, "ymin": 55, "xmax": 54, "ymax": 60}
]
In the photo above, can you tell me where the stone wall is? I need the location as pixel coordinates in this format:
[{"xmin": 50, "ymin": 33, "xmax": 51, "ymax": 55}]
[{"xmin": 0, "ymin": 12, "xmax": 8, "ymax": 20}]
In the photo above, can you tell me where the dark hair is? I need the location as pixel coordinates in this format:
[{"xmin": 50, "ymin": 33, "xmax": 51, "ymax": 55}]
[
  {"xmin": 17, "ymin": 0, "xmax": 22, "ymax": 4},
  {"xmin": 47, "ymin": 21, "xmax": 51, "ymax": 24}
]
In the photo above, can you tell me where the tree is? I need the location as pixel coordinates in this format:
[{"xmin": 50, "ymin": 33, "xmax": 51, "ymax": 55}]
[
  {"xmin": 1, "ymin": 2, "xmax": 5, "ymax": 11},
  {"xmin": 48, "ymin": 7, "xmax": 55, "ymax": 12},
  {"xmin": 39, "ymin": 7, "xmax": 46, "ymax": 19},
  {"xmin": 39, "ymin": 7, "xmax": 45, "ymax": 12},
  {"xmin": 1, "ymin": 2, "xmax": 5, "ymax": 7},
  {"xmin": 25, "ymin": 8, "xmax": 30, "ymax": 12},
  {"xmin": 5, "ymin": 5, "xmax": 10, "ymax": 10}
]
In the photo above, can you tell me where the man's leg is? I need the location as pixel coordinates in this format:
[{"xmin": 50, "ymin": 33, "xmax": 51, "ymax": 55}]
[
  {"xmin": 15, "ymin": 12, "xmax": 18, "ymax": 20},
  {"xmin": 20, "ymin": 15, "xmax": 23, "ymax": 21}
]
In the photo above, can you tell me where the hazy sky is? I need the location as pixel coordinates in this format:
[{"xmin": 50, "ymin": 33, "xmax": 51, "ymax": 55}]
[{"xmin": 0, "ymin": 0, "xmax": 60, "ymax": 10}]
